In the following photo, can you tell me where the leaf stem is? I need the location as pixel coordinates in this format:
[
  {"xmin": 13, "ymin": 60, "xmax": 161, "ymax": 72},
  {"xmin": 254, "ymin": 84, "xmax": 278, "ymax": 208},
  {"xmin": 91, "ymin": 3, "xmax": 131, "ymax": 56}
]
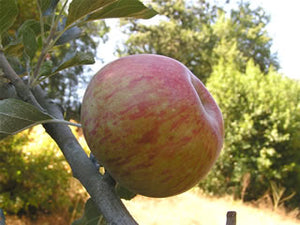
[
  {"xmin": 49, "ymin": 119, "xmax": 82, "ymax": 128},
  {"xmin": 36, "ymin": 0, "xmax": 45, "ymax": 44},
  {"xmin": 32, "ymin": 0, "xmax": 70, "ymax": 86},
  {"xmin": 2, "ymin": 119, "xmax": 81, "ymax": 138}
]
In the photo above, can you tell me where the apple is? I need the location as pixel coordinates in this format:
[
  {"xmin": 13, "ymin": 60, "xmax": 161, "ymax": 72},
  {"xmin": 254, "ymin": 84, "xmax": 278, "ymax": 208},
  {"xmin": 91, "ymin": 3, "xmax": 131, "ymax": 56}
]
[{"xmin": 81, "ymin": 54, "xmax": 224, "ymax": 197}]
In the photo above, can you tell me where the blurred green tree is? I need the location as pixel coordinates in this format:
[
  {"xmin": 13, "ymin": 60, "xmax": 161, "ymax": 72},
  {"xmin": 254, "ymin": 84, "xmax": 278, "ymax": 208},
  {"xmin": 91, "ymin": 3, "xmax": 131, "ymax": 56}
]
[
  {"xmin": 118, "ymin": 0, "xmax": 218, "ymax": 82},
  {"xmin": 118, "ymin": 0, "xmax": 278, "ymax": 83},
  {"xmin": 0, "ymin": 129, "xmax": 72, "ymax": 215},
  {"xmin": 200, "ymin": 55, "xmax": 300, "ymax": 208}
]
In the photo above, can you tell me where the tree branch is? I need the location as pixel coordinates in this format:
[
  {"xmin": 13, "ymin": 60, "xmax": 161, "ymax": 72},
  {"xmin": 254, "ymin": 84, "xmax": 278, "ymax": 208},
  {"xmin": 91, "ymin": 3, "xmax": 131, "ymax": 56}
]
[
  {"xmin": 0, "ymin": 50, "xmax": 45, "ymax": 112},
  {"xmin": 0, "ymin": 82, "xmax": 18, "ymax": 100},
  {"xmin": 0, "ymin": 50, "xmax": 137, "ymax": 225},
  {"xmin": 32, "ymin": 86, "xmax": 138, "ymax": 225}
]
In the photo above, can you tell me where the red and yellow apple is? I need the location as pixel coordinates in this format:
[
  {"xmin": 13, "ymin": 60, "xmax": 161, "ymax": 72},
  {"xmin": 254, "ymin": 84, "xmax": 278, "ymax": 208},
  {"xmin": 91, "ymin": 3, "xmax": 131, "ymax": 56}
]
[{"xmin": 81, "ymin": 54, "xmax": 224, "ymax": 197}]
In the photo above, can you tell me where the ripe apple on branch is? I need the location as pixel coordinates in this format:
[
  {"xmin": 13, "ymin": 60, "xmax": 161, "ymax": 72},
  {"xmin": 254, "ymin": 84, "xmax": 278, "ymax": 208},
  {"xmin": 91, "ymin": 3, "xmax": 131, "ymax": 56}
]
[{"xmin": 81, "ymin": 54, "xmax": 224, "ymax": 197}]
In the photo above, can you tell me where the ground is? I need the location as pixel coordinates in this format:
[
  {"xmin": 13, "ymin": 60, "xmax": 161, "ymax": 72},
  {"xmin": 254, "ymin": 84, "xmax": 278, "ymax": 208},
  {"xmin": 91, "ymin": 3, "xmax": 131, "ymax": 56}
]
[{"xmin": 5, "ymin": 189, "xmax": 300, "ymax": 225}]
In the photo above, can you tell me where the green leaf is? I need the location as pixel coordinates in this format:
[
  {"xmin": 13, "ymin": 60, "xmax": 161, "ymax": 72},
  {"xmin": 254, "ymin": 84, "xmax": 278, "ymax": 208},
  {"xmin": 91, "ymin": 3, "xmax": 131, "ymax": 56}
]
[
  {"xmin": 66, "ymin": 0, "xmax": 157, "ymax": 26},
  {"xmin": 40, "ymin": 60, "xmax": 54, "ymax": 77},
  {"xmin": 87, "ymin": 0, "xmax": 158, "ymax": 21},
  {"xmin": 18, "ymin": 19, "xmax": 50, "ymax": 36},
  {"xmin": 54, "ymin": 52, "xmax": 95, "ymax": 72},
  {"xmin": 4, "ymin": 20, "xmax": 50, "ymax": 58},
  {"xmin": 38, "ymin": 0, "xmax": 59, "ymax": 15},
  {"xmin": 56, "ymin": 26, "xmax": 82, "ymax": 45},
  {"xmin": 22, "ymin": 27, "xmax": 38, "ymax": 59},
  {"xmin": 72, "ymin": 198, "xmax": 105, "ymax": 225},
  {"xmin": 17, "ymin": 19, "xmax": 51, "ymax": 59},
  {"xmin": 0, "ymin": 99, "xmax": 54, "ymax": 140},
  {"xmin": 115, "ymin": 183, "xmax": 137, "ymax": 200},
  {"xmin": 4, "ymin": 41, "xmax": 24, "ymax": 57},
  {"xmin": 0, "ymin": 0, "xmax": 18, "ymax": 36},
  {"xmin": 66, "ymin": 0, "xmax": 113, "ymax": 26},
  {"xmin": 35, "ymin": 52, "xmax": 94, "ymax": 82}
]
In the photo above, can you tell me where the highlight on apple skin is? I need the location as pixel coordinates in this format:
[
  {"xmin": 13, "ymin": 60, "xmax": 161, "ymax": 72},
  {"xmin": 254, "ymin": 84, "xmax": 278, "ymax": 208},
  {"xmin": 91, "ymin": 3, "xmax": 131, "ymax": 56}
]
[{"xmin": 81, "ymin": 54, "xmax": 224, "ymax": 198}]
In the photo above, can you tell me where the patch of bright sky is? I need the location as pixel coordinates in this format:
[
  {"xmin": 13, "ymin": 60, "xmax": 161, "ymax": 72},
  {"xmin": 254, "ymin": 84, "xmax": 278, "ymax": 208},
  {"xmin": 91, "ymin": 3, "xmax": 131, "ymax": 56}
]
[
  {"xmin": 244, "ymin": 0, "xmax": 300, "ymax": 80},
  {"xmin": 89, "ymin": 0, "xmax": 300, "ymax": 81}
]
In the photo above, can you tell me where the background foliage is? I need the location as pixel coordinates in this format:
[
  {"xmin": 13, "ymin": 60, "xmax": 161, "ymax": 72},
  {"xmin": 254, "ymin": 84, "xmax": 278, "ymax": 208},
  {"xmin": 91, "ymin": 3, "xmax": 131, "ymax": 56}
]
[
  {"xmin": 200, "ymin": 58, "xmax": 300, "ymax": 208},
  {"xmin": 0, "ymin": 126, "xmax": 89, "ymax": 216},
  {"xmin": 0, "ymin": 128, "xmax": 72, "ymax": 215},
  {"xmin": 118, "ymin": 0, "xmax": 278, "ymax": 83}
]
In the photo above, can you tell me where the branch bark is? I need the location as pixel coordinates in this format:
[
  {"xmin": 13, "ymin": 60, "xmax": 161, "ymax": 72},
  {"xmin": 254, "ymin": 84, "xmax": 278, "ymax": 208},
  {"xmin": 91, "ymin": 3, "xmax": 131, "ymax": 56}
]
[
  {"xmin": 0, "ymin": 51, "xmax": 138, "ymax": 225},
  {"xmin": 0, "ymin": 51, "xmax": 45, "ymax": 112},
  {"xmin": 33, "ymin": 86, "xmax": 138, "ymax": 225},
  {"xmin": 0, "ymin": 82, "xmax": 18, "ymax": 100}
]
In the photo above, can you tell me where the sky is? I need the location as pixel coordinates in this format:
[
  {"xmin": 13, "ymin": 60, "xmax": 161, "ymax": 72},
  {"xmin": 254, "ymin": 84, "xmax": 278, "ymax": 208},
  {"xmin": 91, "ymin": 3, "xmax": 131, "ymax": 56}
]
[
  {"xmin": 92, "ymin": 0, "xmax": 300, "ymax": 80},
  {"xmin": 250, "ymin": 0, "xmax": 300, "ymax": 80}
]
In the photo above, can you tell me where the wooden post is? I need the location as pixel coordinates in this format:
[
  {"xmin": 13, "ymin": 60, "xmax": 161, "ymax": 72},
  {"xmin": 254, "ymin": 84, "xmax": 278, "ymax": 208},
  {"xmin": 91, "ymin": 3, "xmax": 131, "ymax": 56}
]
[{"xmin": 226, "ymin": 211, "xmax": 236, "ymax": 225}]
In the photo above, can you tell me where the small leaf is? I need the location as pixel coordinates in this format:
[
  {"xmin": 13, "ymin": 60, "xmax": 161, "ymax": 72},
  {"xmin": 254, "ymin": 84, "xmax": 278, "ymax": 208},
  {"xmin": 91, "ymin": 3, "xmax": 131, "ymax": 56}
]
[
  {"xmin": 54, "ymin": 52, "xmax": 95, "ymax": 72},
  {"xmin": 56, "ymin": 26, "xmax": 82, "ymax": 45},
  {"xmin": 55, "ymin": 17, "xmax": 82, "ymax": 45},
  {"xmin": 87, "ymin": 0, "xmax": 158, "ymax": 21},
  {"xmin": 22, "ymin": 27, "xmax": 38, "ymax": 58},
  {"xmin": 72, "ymin": 198, "xmax": 104, "ymax": 225},
  {"xmin": 66, "ymin": 0, "xmax": 113, "ymax": 26},
  {"xmin": 4, "ymin": 20, "xmax": 50, "ymax": 58},
  {"xmin": 38, "ymin": 0, "xmax": 59, "ymax": 16},
  {"xmin": 40, "ymin": 60, "xmax": 54, "ymax": 77},
  {"xmin": 115, "ymin": 183, "xmax": 137, "ymax": 200},
  {"xmin": 1, "ymin": 31, "xmax": 14, "ymax": 46},
  {"xmin": 0, "ymin": 99, "xmax": 53, "ymax": 140},
  {"xmin": 0, "ymin": 0, "xmax": 18, "ymax": 36},
  {"xmin": 4, "ymin": 41, "xmax": 24, "ymax": 57},
  {"xmin": 18, "ymin": 19, "xmax": 51, "ymax": 36},
  {"xmin": 16, "ymin": 19, "xmax": 51, "ymax": 59}
]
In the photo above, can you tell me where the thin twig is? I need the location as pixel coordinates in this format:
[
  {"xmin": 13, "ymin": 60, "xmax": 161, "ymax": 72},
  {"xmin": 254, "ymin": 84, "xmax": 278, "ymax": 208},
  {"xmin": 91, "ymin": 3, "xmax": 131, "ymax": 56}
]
[
  {"xmin": 32, "ymin": 25, "xmax": 56, "ymax": 82},
  {"xmin": 36, "ymin": 0, "xmax": 45, "ymax": 44},
  {"xmin": 32, "ymin": 0, "xmax": 70, "ymax": 86}
]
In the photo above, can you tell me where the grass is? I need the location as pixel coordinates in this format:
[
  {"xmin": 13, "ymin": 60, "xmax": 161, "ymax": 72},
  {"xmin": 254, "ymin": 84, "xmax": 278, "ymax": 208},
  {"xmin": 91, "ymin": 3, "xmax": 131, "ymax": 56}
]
[
  {"xmin": 5, "ymin": 188, "xmax": 299, "ymax": 225},
  {"xmin": 123, "ymin": 189, "xmax": 299, "ymax": 225}
]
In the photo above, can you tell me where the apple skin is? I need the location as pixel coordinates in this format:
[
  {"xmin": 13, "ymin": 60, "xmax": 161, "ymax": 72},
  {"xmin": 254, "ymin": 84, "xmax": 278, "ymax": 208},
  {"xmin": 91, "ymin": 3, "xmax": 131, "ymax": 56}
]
[{"xmin": 81, "ymin": 54, "xmax": 224, "ymax": 198}]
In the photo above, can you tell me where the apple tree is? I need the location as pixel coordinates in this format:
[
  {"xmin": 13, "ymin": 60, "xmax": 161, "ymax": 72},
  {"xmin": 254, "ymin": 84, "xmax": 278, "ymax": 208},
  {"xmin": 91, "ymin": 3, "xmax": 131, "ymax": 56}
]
[{"xmin": 0, "ymin": 0, "xmax": 157, "ymax": 224}]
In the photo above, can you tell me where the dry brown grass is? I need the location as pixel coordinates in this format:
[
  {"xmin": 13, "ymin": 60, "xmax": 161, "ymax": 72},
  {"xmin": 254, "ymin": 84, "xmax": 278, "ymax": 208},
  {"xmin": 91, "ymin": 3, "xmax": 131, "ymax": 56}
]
[
  {"xmin": 123, "ymin": 189, "xmax": 300, "ymax": 225},
  {"xmin": 5, "ymin": 188, "xmax": 299, "ymax": 225}
]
